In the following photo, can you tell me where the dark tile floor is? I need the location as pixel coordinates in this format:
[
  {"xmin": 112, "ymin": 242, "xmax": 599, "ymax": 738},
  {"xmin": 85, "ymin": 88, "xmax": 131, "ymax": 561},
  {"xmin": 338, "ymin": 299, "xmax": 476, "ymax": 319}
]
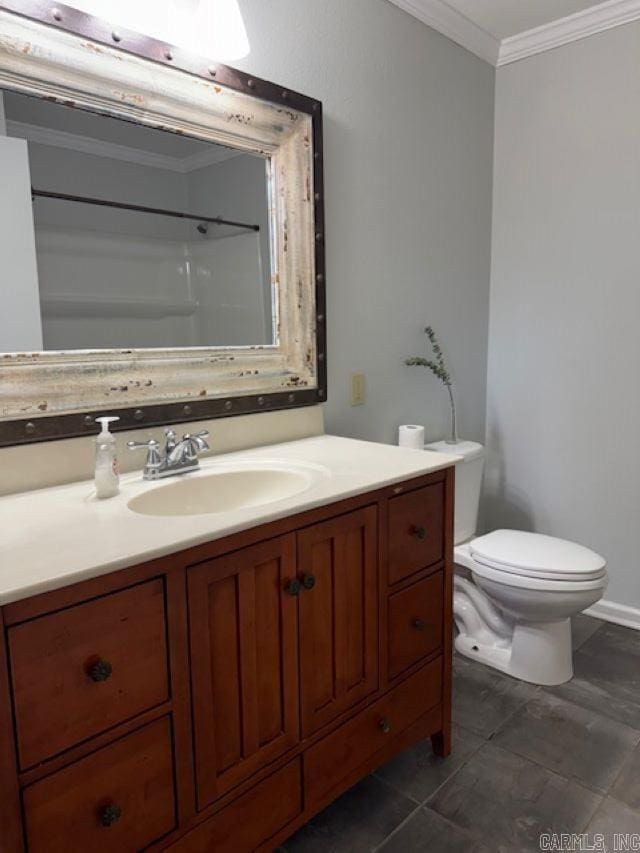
[{"xmin": 282, "ymin": 615, "xmax": 640, "ymax": 853}]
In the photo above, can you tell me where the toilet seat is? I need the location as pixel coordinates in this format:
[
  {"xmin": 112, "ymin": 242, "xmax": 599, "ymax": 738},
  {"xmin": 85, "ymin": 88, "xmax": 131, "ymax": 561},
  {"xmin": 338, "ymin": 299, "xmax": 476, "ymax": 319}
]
[
  {"xmin": 469, "ymin": 529, "xmax": 606, "ymax": 582},
  {"xmin": 467, "ymin": 559, "xmax": 608, "ymax": 592}
]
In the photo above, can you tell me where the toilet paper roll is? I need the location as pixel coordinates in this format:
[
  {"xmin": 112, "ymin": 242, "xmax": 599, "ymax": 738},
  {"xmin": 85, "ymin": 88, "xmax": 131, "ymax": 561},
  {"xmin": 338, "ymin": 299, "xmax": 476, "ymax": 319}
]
[{"xmin": 398, "ymin": 424, "xmax": 425, "ymax": 450}]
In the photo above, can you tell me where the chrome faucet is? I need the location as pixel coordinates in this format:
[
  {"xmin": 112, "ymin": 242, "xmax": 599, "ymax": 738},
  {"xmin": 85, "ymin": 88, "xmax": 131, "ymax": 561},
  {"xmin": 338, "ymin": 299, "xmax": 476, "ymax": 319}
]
[{"xmin": 128, "ymin": 428, "xmax": 210, "ymax": 480}]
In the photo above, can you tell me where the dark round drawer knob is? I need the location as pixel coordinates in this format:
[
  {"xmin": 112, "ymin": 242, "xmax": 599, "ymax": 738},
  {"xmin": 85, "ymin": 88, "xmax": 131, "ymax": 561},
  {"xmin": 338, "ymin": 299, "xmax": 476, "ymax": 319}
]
[
  {"xmin": 302, "ymin": 573, "xmax": 316, "ymax": 591},
  {"xmin": 378, "ymin": 717, "xmax": 392, "ymax": 735},
  {"xmin": 410, "ymin": 525, "xmax": 427, "ymax": 541},
  {"xmin": 88, "ymin": 658, "xmax": 113, "ymax": 683},
  {"xmin": 285, "ymin": 578, "xmax": 301, "ymax": 597},
  {"xmin": 413, "ymin": 618, "xmax": 426, "ymax": 631},
  {"xmin": 99, "ymin": 803, "xmax": 122, "ymax": 827}
]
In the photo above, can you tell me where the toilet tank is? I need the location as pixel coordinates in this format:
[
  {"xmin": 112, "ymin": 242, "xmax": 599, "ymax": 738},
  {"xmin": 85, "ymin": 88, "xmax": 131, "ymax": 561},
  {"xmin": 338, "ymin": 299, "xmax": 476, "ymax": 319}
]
[{"xmin": 424, "ymin": 440, "xmax": 485, "ymax": 544}]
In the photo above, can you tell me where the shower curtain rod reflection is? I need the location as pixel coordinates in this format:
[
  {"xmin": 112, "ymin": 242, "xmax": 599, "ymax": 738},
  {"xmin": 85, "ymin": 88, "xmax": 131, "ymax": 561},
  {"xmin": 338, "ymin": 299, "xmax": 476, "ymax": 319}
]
[{"xmin": 31, "ymin": 188, "xmax": 260, "ymax": 232}]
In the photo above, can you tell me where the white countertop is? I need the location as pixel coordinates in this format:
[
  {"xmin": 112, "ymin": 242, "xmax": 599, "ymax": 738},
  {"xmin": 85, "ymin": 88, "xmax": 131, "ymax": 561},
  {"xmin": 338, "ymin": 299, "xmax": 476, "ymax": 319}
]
[{"xmin": 0, "ymin": 435, "xmax": 459, "ymax": 606}]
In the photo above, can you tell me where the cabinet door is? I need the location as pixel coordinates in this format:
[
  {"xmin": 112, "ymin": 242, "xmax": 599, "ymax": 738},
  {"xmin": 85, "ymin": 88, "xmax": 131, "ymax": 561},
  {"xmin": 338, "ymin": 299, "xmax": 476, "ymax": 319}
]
[
  {"xmin": 298, "ymin": 506, "xmax": 378, "ymax": 736},
  {"xmin": 188, "ymin": 535, "xmax": 299, "ymax": 810}
]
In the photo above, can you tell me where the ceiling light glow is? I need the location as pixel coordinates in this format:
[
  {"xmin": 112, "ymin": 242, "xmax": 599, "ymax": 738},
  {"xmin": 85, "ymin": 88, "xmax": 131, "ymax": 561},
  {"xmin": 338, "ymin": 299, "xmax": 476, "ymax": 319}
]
[{"xmin": 64, "ymin": 0, "xmax": 250, "ymax": 61}]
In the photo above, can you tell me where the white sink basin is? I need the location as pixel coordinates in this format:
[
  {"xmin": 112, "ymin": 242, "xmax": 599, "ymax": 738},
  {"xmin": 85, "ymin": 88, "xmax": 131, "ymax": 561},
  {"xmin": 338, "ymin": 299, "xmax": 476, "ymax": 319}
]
[{"xmin": 127, "ymin": 462, "xmax": 326, "ymax": 517}]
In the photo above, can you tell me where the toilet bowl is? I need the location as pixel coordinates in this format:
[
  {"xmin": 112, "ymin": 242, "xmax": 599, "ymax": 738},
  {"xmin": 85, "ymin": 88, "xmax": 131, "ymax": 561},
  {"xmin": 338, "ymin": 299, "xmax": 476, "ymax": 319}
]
[{"xmin": 425, "ymin": 441, "xmax": 607, "ymax": 686}]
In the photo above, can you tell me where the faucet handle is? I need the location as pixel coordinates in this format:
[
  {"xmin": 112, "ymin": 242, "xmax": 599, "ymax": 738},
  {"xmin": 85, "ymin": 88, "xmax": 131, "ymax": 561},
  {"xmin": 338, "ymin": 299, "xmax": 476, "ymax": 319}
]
[
  {"xmin": 191, "ymin": 430, "xmax": 210, "ymax": 452},
  {"xmin": 164, "ymin": 428, "xmax": 177, "ymax": 453},
  {"xmin": 175, "ymin": 431, "xmax": 209, "ymax": 461},
  {"xmin": 127, "ymin": 438, "xmax": 161, "ymax": 468},
  {"xmin": 127, "ymin": 438, "xmax": 159, "ymax": 451}
]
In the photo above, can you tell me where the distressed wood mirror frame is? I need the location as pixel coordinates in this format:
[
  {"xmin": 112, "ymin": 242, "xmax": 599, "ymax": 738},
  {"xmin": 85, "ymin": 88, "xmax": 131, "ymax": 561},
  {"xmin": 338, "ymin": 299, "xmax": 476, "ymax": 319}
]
[{"xmin": 0, "ymin": 1, "xmax": 326, "ymax": 446}]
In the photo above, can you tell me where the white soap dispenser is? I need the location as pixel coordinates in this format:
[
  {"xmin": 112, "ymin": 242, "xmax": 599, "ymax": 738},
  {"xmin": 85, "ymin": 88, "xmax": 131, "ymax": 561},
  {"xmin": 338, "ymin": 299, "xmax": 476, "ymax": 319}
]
[{"xmin": 94, "ymin": 416, "xmax": 120, "ymax": 499}]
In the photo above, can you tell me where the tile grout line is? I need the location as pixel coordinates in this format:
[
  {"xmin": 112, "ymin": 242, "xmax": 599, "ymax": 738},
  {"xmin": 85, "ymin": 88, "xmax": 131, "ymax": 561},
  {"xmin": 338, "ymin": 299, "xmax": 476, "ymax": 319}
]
[
  {"xmin": 420, "ymin": 732, "xmax": 487, "ymax": 806},
  {"xmin": 480, "ymin": 685, "xmax": 542, "ymax": 741},
  {"xmin": 485, "ymin": 740, "xmax": 612, "ymax": 804},
  {"xmin": 487, "ymin": 688, "xmax": 640, "ymax": 798},
  {"xmin": 425, "ymin": 739, "xmax": 607, "ymax": 847},
  {"xmin": 370, "ymin": 802, "xmax": 423, "ymax": 853},
  {"xmin": 371, "ymin": 727, "xmax": 488, "ymax": 851},
  {"xmin": 538, "ymin": 683, "xmax": 640, "ymax": 732},
  {"xmin": 370, "ymin": 771, "xmax": 423, "ymax": 808},
  {"xmin": 372, "ymin": 721, "xmax": 487, "ymax": 806},
  {"xmin": 594, "ymin": 735, "xmax": 640, "ymax": 801},
  {"xmin": 578, "ymin": 791, "xmax": 607, "ymax": 835},
  {"xmin": 571, "ymin": 619, "xmax": 606, "ymax": 652}
]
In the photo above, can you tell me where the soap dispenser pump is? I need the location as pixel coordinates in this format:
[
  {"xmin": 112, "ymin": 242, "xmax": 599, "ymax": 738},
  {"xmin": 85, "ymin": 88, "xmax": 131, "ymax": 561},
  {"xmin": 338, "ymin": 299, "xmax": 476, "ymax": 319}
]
[{"xmin": 94, "ymin": 416, "xmax": 120, "ymax": 499}]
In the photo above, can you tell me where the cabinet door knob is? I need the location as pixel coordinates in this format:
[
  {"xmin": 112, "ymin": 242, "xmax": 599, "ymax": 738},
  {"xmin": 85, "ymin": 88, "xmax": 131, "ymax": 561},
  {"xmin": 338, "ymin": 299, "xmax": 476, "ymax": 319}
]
[
  {"xmin": 302, "ymin": 573, "xmax": 316, "ymax": 590},
  {"xmin": 284, "ymin": 578, "xmax": 301, "ymax": 597},
  {"xmin": 88, "ymin": 658, "xmax": 113, "ymax": 683},
  {"xmin": 410, "ymin": 525, "xmax": 427, "ymax": 540},
  {"xmin": 413, "ymin": 618, "xmax": 426, "ymax": 631},
  {"xmin": 99, "ymin": 803, "xmax": 122, "ymax": 827},
  {"xmin": 378, "ymin": 717, "xmax": 392, "ymax": 734}
]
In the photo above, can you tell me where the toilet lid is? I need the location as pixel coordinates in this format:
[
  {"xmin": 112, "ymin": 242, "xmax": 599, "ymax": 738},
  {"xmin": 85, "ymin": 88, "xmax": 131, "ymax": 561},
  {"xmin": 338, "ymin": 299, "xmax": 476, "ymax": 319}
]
[{"xmin": 470, "ymin": 530, "xmax": 607, "ymax": 581}]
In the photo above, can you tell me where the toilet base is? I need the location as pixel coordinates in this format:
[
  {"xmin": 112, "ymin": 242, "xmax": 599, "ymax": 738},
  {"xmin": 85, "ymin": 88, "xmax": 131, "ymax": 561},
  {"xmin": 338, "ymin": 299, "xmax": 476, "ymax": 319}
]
[{"xmin": 455, "ymin": 618, "xmax": 573, "ymax": 686}]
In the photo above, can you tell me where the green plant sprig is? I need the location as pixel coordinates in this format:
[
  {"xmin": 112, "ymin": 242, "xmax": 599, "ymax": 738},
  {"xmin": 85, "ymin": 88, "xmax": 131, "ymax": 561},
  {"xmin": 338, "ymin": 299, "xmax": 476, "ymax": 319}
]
[
  {"xmin": 404, "ymin": 327, "xmax": 451, "ymax": 387},
  {"xmin": 404, "ymin": 325, "xmax": 458, "ymax": 443}
]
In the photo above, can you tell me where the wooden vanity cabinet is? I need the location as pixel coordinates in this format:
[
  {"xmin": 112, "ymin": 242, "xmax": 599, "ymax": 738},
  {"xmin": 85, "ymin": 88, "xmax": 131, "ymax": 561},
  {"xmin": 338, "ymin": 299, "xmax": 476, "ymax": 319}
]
[{"xmin": 0, "ymin": 466, "xmax": 454, "ymax": 853}]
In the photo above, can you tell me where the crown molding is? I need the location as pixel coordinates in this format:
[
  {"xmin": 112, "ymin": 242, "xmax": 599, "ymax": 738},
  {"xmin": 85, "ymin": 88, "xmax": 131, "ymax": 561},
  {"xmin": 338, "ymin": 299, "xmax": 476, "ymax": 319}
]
[
  {"xmin": 498, "ymin": 0, "xmax": 640, "ymax": 66},
  {"xmin": 388, "ymin": 0, "xmax": 640, "ymax": 68},
  {"xmin": 7, "ymin": 119, "xmax": 184, "ymax": 171},
  {"xmin": 182, "ymin": 145, "xmax": 241, "ymax": 172},
  {"xmin": 387, "ymin": 0, "xmax": 500, "ymax": 65},
  {"xmin": 6, "ymin": 119, "xmax": 241, "ymax": 172}
]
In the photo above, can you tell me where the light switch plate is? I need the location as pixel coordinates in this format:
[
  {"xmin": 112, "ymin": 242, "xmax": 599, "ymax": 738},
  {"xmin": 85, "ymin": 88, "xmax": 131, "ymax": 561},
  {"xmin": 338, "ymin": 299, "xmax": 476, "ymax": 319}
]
[{"xmin": 350, "ymin": 372, "xmax": 366, "ymax": 406}]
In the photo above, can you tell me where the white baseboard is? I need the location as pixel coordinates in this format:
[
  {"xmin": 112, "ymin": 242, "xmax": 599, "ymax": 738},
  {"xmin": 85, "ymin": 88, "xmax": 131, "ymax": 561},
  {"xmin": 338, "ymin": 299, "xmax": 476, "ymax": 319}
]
[{"xmin": 585, "ymin": 599, "xmax": 640, "ymax": 631}]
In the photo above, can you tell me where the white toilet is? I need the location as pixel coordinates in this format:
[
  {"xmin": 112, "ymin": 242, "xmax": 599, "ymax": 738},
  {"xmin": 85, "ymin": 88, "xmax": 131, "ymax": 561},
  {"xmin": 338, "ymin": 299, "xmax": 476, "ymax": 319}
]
[{"xmin": 426, "ymin": 440, "xmax": 607, "ymax": 686}]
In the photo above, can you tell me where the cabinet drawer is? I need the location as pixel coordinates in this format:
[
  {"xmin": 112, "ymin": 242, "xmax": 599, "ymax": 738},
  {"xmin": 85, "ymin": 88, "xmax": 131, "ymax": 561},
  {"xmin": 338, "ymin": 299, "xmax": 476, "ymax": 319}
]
[
  {"xmin": 23, "ymin": 717, "xmax": 175, "ymax": 853},
  {"xmin": 168, "ymin": 760, "xmax": 302, "ymax": 852},
  {"xmin": 388, "ymin": 573, "xmax": 443, "ymax": 680},
  {"xmin": 304, "ymin": 658, "xmax": 442, "ymax": 808},
  {"xmin": 9, "ymin": 579, "xmax": 169, "ymax": 768},
  {"xmin": 388, "ymin": 483, "xmax": 444, "ymax": 584}
]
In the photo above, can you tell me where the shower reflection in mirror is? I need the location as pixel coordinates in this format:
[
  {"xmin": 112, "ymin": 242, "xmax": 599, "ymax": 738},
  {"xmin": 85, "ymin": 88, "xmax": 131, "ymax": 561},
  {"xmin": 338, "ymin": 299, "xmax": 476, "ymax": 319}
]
[{"xmin": 1, "ymin": 89, "xmax": 276, "ymax": 352}]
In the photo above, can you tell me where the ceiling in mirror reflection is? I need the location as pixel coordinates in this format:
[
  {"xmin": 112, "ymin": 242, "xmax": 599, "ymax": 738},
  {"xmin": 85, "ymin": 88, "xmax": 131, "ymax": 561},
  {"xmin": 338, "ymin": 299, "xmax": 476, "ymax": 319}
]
[
  {"xmin": 2, "ymin": 91, "xmax": 277, "ymax": 352},
  {"xmin": 3, "ymin": 90, "xmax": 238, "ymax": 166}
]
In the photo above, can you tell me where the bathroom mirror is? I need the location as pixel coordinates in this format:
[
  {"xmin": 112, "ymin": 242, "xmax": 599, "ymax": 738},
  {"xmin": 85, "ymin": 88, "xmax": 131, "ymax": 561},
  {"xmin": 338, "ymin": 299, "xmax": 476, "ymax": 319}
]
[{"xmin": 0, "ymin": 1, "xmax": 326, "ymax": 446}]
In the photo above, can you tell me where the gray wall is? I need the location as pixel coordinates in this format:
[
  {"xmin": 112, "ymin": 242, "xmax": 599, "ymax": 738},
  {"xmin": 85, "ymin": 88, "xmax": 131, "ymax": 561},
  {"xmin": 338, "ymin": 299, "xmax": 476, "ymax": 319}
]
[
  {"xmin": 0, "ymin": 90, "xmax": 43, "ymax": 351},
  {"xmin": 0, "ymin": 134, "xmax": 43, "ymax": 351},
  {"xmin": 234, "ymin": 0, "xmax": 495, "ymax": 445},
  {"xmin": 487, "ymin": 23, "xmax": 640, "ymax": 608}
]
